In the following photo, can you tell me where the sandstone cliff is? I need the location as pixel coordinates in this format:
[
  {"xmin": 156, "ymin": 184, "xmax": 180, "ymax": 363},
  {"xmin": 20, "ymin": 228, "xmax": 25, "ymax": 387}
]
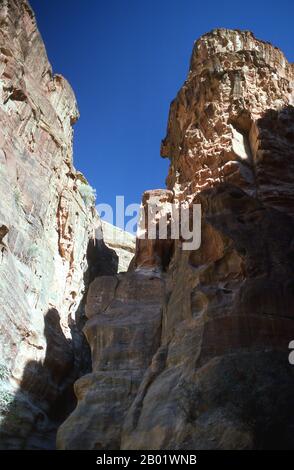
[
  {"xmin": 0, "ymin": 0, "xmax": 115, "ymax": 449},
  {"xmin": 58, "ymin": 29, "xmax": 294, "ymax": 450}
]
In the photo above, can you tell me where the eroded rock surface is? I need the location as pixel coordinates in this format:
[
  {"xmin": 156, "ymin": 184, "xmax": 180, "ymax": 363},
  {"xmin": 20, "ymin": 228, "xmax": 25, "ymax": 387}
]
[
  {"xmin": 58, "ymin": 29, "xmax": 294, "ymax": 450},
  {"xmin": 0, "ymin": 0, "xmax": 114, "ymax": 449},
  {"xmin": 101, "ymin": 221, "xmax": 135, "ymax": 272},
  {"xmin": 57, "ymin": 271, "xmax": 164, "ymax": 449}
]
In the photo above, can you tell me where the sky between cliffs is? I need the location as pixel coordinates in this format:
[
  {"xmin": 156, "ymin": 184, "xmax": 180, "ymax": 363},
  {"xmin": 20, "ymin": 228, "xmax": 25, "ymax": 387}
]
[{"xmin": 31, "ymin": 0, "xmax": 293, "ymax": 228}]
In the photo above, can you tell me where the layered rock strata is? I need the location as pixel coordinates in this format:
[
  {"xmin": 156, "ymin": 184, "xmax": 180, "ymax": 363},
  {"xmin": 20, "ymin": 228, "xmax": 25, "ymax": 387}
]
[
  {"xmin": 58, "ymin": 29, "xmax": 294, "ymax": 450},
  {"xmin": 0, "ymin": 0, "xmax": 115, "ymax": 449}
]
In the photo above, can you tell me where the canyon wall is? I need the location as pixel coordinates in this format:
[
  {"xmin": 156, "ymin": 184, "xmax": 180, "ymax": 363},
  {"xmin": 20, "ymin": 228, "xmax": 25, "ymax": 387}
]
[
  {"xmin": 0, "ymin": 0, "xmax": 116, "ymax": 449},
  {"xmin": 58, "ymin": 29, "xmax": 294, "ymax": 450}
]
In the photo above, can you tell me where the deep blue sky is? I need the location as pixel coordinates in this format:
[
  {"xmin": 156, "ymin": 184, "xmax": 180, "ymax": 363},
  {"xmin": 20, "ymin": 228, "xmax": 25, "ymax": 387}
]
[{"xmin": 30, "ymin": 0, "xmax": 293, "ymax": 225}]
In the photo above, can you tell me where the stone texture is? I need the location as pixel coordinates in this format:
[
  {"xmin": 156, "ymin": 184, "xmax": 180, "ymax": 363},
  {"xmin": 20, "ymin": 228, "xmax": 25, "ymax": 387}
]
[
  {"xmin": 101, "ymin": 221, "xmax": 135, "ymax": 272},
  {"xmin": 161, "ymin": 29, "xmax": 294, "ymax": 211},
  {"xmin": 57, "ymin": 271, "xmax": 164, "ymax": 449},
  {"xmin": 131, "ymin": 189, "xmax": 175, "ymax": 271},
  {"xmin": 0, "ymin": 0, "xmax": 117, "ymax": 449},
  {"xmin": 58, "ymin": 29, "xmax": 294, "ymax": 450}
]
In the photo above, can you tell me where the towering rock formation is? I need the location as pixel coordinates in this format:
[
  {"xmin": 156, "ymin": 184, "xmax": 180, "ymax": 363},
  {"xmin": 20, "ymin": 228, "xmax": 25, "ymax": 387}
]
[
  {"xmin": 58, "ymin": 29, "xmax": 294, "ymax": 450},
  {"xmin": 0, "ymin": 0, "xmax": 117, "ymax": 449}
]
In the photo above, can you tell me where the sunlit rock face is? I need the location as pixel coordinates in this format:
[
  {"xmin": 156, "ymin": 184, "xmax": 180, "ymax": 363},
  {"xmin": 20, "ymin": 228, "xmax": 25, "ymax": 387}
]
[
  {"xmin": 58, "ymin": 29, "xmax": 294, "ymax": 450},
  {"xmin": 101, "ymin": 221, "xmax": 135, "ymax": 272},
  {"xmin": 161, "ymin": 29, "xmax": 294, "ymax": 212},
  {"xmin": 0, "ymin": 0, "xmax": 113, "ymax": 449}
]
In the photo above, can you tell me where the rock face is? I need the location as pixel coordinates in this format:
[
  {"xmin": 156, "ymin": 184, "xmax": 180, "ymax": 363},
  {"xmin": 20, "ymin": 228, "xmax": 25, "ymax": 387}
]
[
  {"xmin": 101, "ymin": 221, "xmax": 135, "ymax": 272},
  {"xmin": 0, "ymin": 0, "xmax": 116, "ymax": 449},
  {"xmin": 57, "ymin": 270, "xmax": 164, "ymax": 449},
  {"xmin": 58, "ymin": 29, "xmax": 294, "ymax": 450}
]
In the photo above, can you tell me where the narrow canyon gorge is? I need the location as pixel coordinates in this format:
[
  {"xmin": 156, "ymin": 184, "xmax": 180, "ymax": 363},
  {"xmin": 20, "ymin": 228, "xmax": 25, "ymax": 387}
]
[{"xmin": 0, "ymin": 0, "xmax": 294, "ymax": 450}]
